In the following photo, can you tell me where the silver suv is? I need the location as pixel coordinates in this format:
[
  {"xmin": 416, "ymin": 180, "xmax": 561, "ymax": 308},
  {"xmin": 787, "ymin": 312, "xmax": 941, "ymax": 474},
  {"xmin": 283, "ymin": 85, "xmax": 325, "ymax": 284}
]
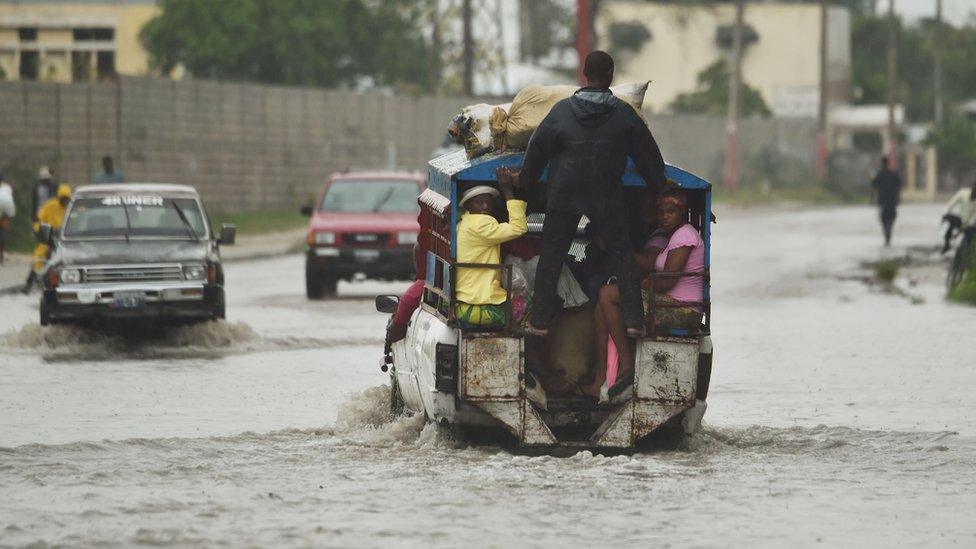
[{"xmin": 39, "ymin": 184, "xmax": 235, "ymax": 326}]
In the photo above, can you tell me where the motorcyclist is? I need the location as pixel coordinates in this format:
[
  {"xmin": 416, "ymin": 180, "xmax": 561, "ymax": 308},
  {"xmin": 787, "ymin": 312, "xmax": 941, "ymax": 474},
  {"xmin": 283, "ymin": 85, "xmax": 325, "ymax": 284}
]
[
  {"xmin": 941, "ymin": 181, "xmax": 976, "ymax": 254},
  {"xmin": 24, "ymin": 184, "xmax": 71, "ymax": 292}
]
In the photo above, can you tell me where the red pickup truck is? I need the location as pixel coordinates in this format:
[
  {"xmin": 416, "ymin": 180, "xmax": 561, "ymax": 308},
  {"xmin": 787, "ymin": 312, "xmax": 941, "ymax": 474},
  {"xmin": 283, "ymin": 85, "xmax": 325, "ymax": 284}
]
[{"xmin": 301, "ymin": 171, "xmax": 425, "ymax": 298}]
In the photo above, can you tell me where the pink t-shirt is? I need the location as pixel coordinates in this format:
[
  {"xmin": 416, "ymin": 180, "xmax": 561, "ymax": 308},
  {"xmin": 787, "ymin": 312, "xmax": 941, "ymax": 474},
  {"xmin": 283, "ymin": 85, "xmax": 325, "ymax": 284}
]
[{"xmin": 652, "ymin": 223, "xmax": 705, "ymax": 305}]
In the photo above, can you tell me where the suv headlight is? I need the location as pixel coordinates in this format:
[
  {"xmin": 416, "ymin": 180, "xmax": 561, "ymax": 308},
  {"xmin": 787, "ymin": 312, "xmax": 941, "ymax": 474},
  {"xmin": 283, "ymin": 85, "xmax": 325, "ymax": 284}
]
[
  {"xmin": 397, "ymin": 232, "xmax": 418, "ymax": 245},
  {"xmin": 60, "ymin": 268, "xmax": 81, "ymax": 284},
  {"xmin": 183, "ymin": 264, "xmax": 207, "ymax": 281},
  {"xmin": 315, "ymin": 231, "xmax": 336, "ymax": 245}
]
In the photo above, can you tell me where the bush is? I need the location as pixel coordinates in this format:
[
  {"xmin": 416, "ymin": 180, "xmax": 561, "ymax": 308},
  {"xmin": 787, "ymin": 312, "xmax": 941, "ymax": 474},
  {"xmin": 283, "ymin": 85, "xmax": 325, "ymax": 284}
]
[{"xmin": 873, "ymin": 260, "xmax": 899, "ymax": 283}]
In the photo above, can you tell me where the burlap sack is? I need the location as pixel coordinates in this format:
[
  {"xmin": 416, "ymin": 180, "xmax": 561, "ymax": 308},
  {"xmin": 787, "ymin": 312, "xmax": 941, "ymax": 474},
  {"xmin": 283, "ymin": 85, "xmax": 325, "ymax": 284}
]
[{"xmin": 489, "ymin": 81, "xmax": 650, "ymax": 151}]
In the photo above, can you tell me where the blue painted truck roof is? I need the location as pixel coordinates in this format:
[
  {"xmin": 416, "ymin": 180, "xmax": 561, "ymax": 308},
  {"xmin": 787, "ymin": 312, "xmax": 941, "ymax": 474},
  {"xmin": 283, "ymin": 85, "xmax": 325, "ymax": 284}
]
[{"xmin": 426, "ymin": 148, "xmax": 712, "ymax": 197}]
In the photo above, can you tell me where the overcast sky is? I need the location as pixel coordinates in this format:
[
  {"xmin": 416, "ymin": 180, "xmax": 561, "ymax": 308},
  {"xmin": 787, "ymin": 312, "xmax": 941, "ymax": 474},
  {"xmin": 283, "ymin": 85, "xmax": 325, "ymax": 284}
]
[{"xmin": 883, "ymin": 0, "xmax": 976, "ymax": 26}]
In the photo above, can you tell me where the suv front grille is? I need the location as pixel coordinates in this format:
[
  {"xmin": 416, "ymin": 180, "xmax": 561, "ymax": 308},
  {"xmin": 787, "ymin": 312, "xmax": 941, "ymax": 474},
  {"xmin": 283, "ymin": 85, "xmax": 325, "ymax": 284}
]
[
  {"xmin": 84, "ymin": 264, "xmax": 184, "ymax": 283},
  {"xmin": 341, "ymin": 232, "xmax": 390, "ymax": 247}
]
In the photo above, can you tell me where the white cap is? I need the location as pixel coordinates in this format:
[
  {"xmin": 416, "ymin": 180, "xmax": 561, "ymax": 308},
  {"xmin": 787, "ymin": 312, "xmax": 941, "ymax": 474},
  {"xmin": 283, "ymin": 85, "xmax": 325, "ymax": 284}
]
[
  {"xmin": 459, "ymin": 185, "xmax": 500, "ymax": 207},
  {"xmin": 38, "ymin": 166, "xmax": 52, "ymax": 179}
]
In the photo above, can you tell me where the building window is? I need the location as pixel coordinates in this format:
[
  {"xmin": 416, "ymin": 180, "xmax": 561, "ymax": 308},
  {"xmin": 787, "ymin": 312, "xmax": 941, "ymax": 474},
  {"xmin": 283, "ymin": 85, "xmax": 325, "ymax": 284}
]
[
  {"xmin": 73, "ymin": 28, "xmax": 115, "ymax": 41},
  {"xmin": 96, "ymin": 51, "xmax": 115, "ymax": 80},
  {"xmin": 20, "ymin": 50, "xmax": 39, "ymax": 80},
  {"xmin": 72, "ymin": 51, "xmax": 92, "ymax": 81},
  {"xmin": 18, "ymin": 28, "xmax": 38, "ymax": 41}
]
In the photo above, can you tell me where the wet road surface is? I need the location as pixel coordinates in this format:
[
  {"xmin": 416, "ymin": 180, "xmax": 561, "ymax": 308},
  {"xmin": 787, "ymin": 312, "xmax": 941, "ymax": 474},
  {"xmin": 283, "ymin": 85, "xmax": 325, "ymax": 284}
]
[{"xmin": 1, "ymin": 203, "xmax": 974, "ymax": 547}]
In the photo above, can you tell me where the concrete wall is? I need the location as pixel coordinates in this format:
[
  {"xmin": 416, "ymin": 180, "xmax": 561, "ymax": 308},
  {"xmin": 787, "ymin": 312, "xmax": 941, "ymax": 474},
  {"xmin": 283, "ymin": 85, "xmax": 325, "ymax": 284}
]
[
  {"xmin": 0, "ymin": 77, "xmax": 483, "ymax": 212},
  {"xmin": 0, "ymin": 76, "xmax": 821, "ymax": 213}
]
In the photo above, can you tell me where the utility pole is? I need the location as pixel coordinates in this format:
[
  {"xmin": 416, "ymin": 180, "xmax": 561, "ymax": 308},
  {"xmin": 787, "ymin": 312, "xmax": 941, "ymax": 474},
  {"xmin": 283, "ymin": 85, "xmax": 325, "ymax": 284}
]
[
  {"xmin": 817, "ymin": 0, "xmax": 828, "ymax": 181},
  {"xmin": 462, "ymin": 0, "xmax": 474, "ymax": 96},
  {"xmin": 725, "ymin": 0, "xmax": 744, "ymax": 190},
  {"xmin": 933, "ymin": 0, "xmax": 944, "ymax": 125},
  {"xmin": 576, "ymin": 0, "xmax": 592, "ymax": 85},
  {"xmin": 885, "ymin": 0, "xmax": 897, "ymax": 167}
]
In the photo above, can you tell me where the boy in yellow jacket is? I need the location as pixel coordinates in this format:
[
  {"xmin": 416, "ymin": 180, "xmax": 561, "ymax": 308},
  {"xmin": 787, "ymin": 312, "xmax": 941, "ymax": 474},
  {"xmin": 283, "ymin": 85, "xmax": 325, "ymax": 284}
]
[
  {"xmin": 454, "ymin": 170, "xmax": 527, "ymax": 328},
  {"xmin": 25, "ymin": 184, "xmax": 71, "ymax": 291}
]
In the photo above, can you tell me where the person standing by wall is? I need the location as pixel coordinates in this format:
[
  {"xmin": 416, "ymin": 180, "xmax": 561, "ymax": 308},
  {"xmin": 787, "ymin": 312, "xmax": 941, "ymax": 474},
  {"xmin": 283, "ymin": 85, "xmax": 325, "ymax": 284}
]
[
  {"xmin": 92, "ymin": 155, "xmax": 125, "ymax": 184},
  {"xmin": 0, "ymin": 171, "xmax": 15, "ymax": 264},
  {"xmin": 32, "ymin": 166, "xmax": 56, "ymax": 218},
  {"xmin": 870, "ymin": 156, "xmax": 902, "ymax": 247}
]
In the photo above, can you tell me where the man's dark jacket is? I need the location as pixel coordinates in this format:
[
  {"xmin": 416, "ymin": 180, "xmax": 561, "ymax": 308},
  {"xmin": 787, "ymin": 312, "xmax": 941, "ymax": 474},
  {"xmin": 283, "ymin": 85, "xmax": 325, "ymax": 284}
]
[
  {"xmin": 871, "ymin": 168, "xmax": 901, "ymax": 208},
  {"xmin": 519, "ymin": 88, "xmax": 666, "ymax": 203},
  {"xmin": 519, "ymin": 87, "xmax": 666, "ymax": 329}
]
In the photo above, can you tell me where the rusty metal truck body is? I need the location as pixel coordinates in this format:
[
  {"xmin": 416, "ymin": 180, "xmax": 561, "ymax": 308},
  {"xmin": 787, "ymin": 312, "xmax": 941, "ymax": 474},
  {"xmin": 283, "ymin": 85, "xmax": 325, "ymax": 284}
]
[{"xmin": 381, "ymin": 149, "xmax": 713, "ymax": 451}]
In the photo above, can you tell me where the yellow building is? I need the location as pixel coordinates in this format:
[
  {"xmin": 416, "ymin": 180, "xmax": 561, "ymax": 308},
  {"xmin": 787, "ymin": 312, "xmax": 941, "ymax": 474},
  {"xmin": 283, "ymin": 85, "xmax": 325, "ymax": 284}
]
[
  {"xmin": 597, "ymin": 2, "xmax": 851, "ymax": 117},
  {"xmin": 0, "ymin": 0, "xmax": 159, "ymax": 83}
]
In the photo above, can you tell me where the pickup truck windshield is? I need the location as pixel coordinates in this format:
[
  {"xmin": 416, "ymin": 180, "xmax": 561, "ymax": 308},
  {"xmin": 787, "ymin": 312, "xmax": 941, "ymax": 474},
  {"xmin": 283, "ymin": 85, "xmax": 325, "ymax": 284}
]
[
  {"xmin": 63, "ymin": 196, "xmax": 207, "ymax": 239},
  {"xmin": 320, "ymin": 180, "xmax": 419, "ymax": 213}
]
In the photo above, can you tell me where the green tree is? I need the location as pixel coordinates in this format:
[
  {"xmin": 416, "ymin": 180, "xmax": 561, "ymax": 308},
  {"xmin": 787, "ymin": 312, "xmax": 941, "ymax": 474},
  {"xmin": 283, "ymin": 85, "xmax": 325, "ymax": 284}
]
[
  {"xmin": 669, "ymin": 60, "xmax": 771, "ymax": 117},
  {"xmin": 852, "ymin": 15, "xmax": 976, "ymax": 122},
  {"xmin": 140, "ymin": 0, "xmax": 432, "ymax": 91},
  {"xmin": 927, "ymin": 114, "xmax": 976, "ymax": 182}
]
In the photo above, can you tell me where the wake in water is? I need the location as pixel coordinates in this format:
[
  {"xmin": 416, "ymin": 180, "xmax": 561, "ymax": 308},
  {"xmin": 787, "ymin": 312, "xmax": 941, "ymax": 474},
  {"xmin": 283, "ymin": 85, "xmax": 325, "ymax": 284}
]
[{"xmin": 0, "ymin": 321, "xmax": 383, "ymax": 359}]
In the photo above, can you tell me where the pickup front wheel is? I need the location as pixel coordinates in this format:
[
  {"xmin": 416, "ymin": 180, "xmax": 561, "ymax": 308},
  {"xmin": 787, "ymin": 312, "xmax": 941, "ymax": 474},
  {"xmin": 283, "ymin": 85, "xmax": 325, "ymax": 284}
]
[{"xmin": 305, "ymin": 261, "xmax": 337, "ymax": 299}]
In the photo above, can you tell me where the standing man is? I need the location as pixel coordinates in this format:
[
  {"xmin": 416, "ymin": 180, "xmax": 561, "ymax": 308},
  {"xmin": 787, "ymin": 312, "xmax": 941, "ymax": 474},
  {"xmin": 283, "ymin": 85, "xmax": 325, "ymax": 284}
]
[
  {"xmin": 32, "ymin": 166, "xmax": 56, "ymax": 217},
  {"xmin": 513, "ymin": 50, "xmax": 667, "ymax": 336},
  {"xmin": 870, "ymin": 156, "xmax": 902, "ymax": 246},
  {"xmin": 93, "ymin": 155, "xmax": 124, "ymax": 184}
]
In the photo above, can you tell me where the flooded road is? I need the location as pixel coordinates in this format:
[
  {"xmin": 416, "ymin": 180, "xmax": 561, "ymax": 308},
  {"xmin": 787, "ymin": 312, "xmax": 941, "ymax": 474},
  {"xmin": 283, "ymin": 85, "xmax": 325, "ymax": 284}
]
[{"xmin": 2, "ymin": 203, "xmax": 975, "ymax": 547}]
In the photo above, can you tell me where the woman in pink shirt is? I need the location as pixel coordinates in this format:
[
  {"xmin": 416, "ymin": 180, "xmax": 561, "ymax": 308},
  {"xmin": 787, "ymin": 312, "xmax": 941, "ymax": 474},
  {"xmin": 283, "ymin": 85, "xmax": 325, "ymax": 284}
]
[{"xmin": 582, "ymin": 189, "xmax": 704, "ymax": 397}]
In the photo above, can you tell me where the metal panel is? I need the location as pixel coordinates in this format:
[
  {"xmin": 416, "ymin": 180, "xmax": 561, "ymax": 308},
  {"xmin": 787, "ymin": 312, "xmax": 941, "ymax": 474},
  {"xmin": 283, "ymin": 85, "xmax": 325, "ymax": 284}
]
[
  {"xmin": 522, "ymin": 402, "xmax": 557, "ymax": 446},
  {"xmin": 460, "ymin": 336, "xmax": 521, "ymax": 400},
  {"xmin": 591, "ymin": 400, "xmax": 635, "ymax": 448},
  {"xmin": 634, "ymin": 339, "xmax": 698, "ymax": 405}
]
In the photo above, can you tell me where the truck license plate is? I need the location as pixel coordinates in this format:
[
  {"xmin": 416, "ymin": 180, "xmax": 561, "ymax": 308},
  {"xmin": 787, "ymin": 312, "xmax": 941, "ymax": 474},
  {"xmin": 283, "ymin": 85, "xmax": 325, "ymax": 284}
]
[
  {"xmin": 354, "ymin": 249, "xmax": 380, "ymax": 263},
  {"xmin": 113, "ymin": 291, "xmax": 146, "ymax": 309}
]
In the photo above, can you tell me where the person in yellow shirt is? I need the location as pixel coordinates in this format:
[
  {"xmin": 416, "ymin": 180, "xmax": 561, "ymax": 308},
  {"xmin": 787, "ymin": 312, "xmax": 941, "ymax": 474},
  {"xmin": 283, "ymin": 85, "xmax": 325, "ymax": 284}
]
[
  {"xmin": 454, "ymin": 171, "xmax": 527, "ymax": 328},
  {"xmin": 24, "ymin": 184, "xmax": 71, "ymax": 292}
]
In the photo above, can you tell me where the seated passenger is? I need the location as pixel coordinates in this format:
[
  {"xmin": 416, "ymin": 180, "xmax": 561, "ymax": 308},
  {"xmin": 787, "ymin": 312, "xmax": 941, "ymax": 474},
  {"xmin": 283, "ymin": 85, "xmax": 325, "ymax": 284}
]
[
  {"xmin": 454, "ymin": 172, "xmax": 527, "ymax": 329},
  {"xmin": 583, "ymin": 188, "xmax": 704, "ymax": 397}
]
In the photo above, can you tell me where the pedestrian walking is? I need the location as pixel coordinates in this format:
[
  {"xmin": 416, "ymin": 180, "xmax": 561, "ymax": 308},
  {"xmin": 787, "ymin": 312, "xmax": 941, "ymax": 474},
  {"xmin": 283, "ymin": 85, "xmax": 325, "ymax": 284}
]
[
  {"xmin": 870, "ymin": 156, "xmax": 902, "ymax": 247},
  {"xmin": 92, "ymin": 155, "xmax": 124, "ymax": 184},
  {"xmin": 0, "ymin": 171, "xmax": 15, "ymax": 264},
  {"xmin": 31, "ymin": 166, "xmax": 56, "ymax": 218},
  {"xmin": 514, "ymin": 50, "xmax": 668, "ymax": 336}
]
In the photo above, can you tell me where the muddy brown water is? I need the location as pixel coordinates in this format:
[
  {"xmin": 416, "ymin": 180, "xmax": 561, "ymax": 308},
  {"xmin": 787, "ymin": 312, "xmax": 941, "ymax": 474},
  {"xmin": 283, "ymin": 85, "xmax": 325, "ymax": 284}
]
[{"xmin": 1, "ymin": 204, "xmax": 975, "ymax": 547}]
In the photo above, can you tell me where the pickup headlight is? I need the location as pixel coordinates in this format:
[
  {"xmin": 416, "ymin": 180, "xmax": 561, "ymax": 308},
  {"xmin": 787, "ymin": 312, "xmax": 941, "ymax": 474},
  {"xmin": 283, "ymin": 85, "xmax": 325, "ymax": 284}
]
[
  {"xmin": 397, "ymin": 232, "xmax": 418, "ymax": 245},
  {"xmin": 315, "ymin": 231, "xmax": 336, "ymax": 245},
  {"xmin": 183, "ymin": 264, "xmax": 207, "ymax": 281},
  {"xmin": 60, "ymin": 268, "xmax": 81, "ymax": 284}
]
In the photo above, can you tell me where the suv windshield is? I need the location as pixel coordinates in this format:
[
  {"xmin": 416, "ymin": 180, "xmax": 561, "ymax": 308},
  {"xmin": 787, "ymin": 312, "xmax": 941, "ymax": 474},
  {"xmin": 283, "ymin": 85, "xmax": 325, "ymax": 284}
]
[
  {"xmin": 63, "ymin": 196, "xmax": 207, "ymax": 239},
  {"xmin": 320, "ymin": 180, "xmax": 419, "ymax": 213}
]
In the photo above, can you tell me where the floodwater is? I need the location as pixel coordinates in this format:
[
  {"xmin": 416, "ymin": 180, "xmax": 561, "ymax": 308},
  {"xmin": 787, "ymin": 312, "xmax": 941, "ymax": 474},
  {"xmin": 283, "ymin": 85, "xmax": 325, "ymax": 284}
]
[{"xmin": 1, "ymin": 203, "xmax": 974, "ymax": 547}]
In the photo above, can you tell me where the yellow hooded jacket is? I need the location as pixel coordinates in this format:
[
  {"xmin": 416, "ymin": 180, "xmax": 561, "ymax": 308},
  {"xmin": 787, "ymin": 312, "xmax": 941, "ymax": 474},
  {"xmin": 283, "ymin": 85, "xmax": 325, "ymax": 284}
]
[{"xmin": 31, "ymin": 184, "xmax": 71, "ymax": 271}]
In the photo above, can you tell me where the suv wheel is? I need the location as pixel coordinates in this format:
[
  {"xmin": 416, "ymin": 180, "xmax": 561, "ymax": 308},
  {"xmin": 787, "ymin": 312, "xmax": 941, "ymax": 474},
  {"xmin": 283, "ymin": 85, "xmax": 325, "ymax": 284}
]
[
  {"xmin": 390, "ymin": 371, "xmax": 405, "ymax": 418},
  {"xmin": 39, "ymin": 299, "xmax": 51, "ymax": 327},
  {"xmin": 212, "ymin": 288, "xmax": 226, "ymax": 320},
  {"xmin": 306, "ymin": 260, "xmax": 325, "ymax": 299}
]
